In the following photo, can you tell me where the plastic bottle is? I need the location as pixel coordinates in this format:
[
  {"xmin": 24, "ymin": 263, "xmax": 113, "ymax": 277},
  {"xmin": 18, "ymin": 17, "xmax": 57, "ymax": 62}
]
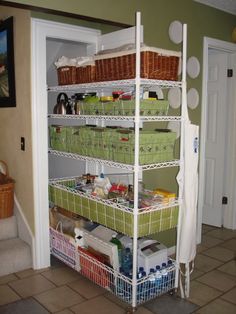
[
  {"xmin": 137, "ymin": 266, "xmax": 145, "ymax": 302},
  {"xmin": 110, "ymin": 234, "xmax": 122, "ymax": 266},
  {"xmin": 148, "ymin": 268, "xmax": 156, "ymax": 297},
  {"xmin": 167, "ymin": 259, "xmax": 173, "ymax": 289},
  {"xmin": 137, "ymin": 266, "xmax": 144, "ymax": 279},
  {"xmin": 121, "ymin": 247, "xmax": 132, "ymax": 275},
  {"xmin": 161, "ymin": 262, "xmax": 168, "ymax": 291},
  {"xmin": 155, "ymin": 265, "xmax": 162, "ymax": 294},
  {"xmin": 124, "ymin": 271, "xmax": 132, "ymax": 302},
  {"xmin": 138, "ymin": 271, "xmax": 147, "ymax": 302},
  {"xmin": 116, "ymin": 267, "xmax": 124, "ymax": 298}
]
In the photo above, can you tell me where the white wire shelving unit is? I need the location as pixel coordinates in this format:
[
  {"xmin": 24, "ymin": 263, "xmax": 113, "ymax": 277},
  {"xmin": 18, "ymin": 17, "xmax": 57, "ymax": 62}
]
[{"xmin": 48, "ymin": 11, "xmax": 187, "ymax": 312}]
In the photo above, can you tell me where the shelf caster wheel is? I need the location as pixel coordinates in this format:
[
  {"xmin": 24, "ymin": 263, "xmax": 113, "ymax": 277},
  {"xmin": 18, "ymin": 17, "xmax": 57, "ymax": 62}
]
[
  {"xmin": 126, "ymin": 306, "xmax": 137, "ymax": 313},
  {"xmin": 169, "ymin": 288, "xmax": 176, "ymax": 296}
]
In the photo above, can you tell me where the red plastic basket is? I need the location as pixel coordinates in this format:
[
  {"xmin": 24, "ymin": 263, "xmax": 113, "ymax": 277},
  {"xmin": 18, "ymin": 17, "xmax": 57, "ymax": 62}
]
[{"xmin": 78, "ymin": 247, "xmax": 110, "ymax": 288}]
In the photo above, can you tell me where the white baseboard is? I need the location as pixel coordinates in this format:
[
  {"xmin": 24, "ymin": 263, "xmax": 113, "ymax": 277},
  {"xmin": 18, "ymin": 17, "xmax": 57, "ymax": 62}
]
[{"xmin": 14, "ymin": 194, "xmax": 35, "ymax": 267}]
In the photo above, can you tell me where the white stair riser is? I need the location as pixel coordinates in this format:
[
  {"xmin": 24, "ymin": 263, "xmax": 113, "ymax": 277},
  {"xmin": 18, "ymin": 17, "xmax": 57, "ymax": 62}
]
[
  {"xmin": 0, "ymin": 216, "xmax": 18, "ymax": 241},
  {"xmin": 0, "ymin": 238, "xmax": 32, "ymax": 277}
]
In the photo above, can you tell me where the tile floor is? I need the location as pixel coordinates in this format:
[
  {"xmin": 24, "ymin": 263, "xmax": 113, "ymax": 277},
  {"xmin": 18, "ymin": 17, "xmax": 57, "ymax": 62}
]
[{"xmin": 0, "ymin": 225, "xmax": 235, "ymax": 314}]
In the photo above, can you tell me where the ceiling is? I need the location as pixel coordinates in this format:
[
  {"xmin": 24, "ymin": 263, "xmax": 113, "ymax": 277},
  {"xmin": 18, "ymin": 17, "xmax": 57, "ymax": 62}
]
[{"xmin": 194, "ymin": 0, "xmax": 236, "ymax": 15}]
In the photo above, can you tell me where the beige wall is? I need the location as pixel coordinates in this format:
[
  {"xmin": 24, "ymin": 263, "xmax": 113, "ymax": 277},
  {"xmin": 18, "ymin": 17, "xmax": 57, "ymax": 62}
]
[{"xmin": 0, "ymin": 7, "xmax": 34, "ymax": 231}]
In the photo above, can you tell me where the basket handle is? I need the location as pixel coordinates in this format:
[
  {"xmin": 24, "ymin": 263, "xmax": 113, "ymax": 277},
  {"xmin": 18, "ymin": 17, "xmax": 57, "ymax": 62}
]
[
  {"xmin": 56, "ymin": 221, "xmax": 63, "ymax": 233},
  {"xmin": 0, "ymin": 160, "xmax": 9, "ymax": 177}
]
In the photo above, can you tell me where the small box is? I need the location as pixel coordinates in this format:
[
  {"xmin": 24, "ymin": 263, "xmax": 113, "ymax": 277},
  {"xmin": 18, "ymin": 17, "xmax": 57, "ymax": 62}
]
[
  {"xmin": 75, "ymin": 226, "xmax": 119, "ymax": 271},
  {"xmin": 153, "ymin": 188, "xmax": 176, "ymax": 204},
  {"xmin": 138, "ymin": 239, "xmax": 167, "ymax": 273}
]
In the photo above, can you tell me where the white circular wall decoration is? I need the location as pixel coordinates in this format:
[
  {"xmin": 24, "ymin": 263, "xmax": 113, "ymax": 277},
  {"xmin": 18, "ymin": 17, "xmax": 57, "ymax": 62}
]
[
  {"xmin": 168, "ymin": 20, "xmax": 183, "ymax": 44},
  {"xmin": 187, "ymin": 88, "xmax": 199, "ymax": 109},
  {"xmin": 187, "ymin": 56, "xmax": 200, "ymax": 78},
  {"xmin": 167, "ymin": 121, "xmax": 180, "ymax": 139},
  {"xmin": 168, "ymin": 87, "xmax": 181, "ymax": 109}
]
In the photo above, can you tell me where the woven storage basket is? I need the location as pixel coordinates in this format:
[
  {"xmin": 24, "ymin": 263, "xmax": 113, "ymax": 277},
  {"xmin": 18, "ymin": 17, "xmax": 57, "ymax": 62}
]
[
  {"xmin": 57, "ymin": 66, "xmax": 77, "ymax": 85},
  {"xmin": 0, "ymin": 161, "xmax": 15, "ymax": 219},
  {"xmin": 76, "ymin": 65, "xmax": 96, "ymax": 83},
  {"xmin": 95, "ymin": 47, "xmax": 181, "ymax": 82}
]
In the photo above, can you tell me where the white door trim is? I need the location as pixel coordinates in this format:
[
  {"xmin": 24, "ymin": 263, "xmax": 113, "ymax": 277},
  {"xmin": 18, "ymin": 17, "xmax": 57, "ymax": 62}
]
[
  {"xmin": 198, "ymin": 37, "xmax": 236, "ymax": 243},
  {"xmin": 31, "ymin": 18, "xmax": 100, "ymax": 269}
]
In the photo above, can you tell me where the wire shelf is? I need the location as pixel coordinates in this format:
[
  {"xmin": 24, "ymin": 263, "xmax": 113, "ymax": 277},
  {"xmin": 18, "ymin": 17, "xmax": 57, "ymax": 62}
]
[
  {"xmin": 48, "ymin": 149, "xmax": 180, "ymax": 171},
  {"xmin": 77, "ymin": 248, "xmax": 176, "ymax": 305},
  {"xmin": 48, "ymin": 114, "xmax": 182, "ymax": 122},
  {"xmin": 49, "ymin": 178, "xmax": 180, "ymax": 214},
  {"xmin": 49, "ymin": 229, "xmax": 176, "ymax": 306},
  {"xmin": 48, "ymin": 79, "xmax": 182, "ymax": 92}
]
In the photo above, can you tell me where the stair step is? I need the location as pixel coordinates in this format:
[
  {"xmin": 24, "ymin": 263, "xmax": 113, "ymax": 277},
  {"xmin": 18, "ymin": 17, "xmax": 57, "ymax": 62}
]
[
  {"xmin": 0, "ymin": 238, "xmax": 32, "ymax": 276},
  {"xmin": 0, "ymin": 216, "xmax": 18, "ymax": 241}
]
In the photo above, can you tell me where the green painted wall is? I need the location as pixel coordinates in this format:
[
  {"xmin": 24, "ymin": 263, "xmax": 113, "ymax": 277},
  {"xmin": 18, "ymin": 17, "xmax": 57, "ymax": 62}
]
[{"xmin": 1, "ymin": 0, "xmax": 235, "ymax": 247}]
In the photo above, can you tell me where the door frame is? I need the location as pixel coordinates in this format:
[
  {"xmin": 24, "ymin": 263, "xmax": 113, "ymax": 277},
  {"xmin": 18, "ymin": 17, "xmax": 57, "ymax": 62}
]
[
  {"xmin": 198, "ymin": 37, "xmax": 236, "ymax": 242},
  {"xmin": 31, "ymin": 18, "xmax": 100, "ymax": 269}
]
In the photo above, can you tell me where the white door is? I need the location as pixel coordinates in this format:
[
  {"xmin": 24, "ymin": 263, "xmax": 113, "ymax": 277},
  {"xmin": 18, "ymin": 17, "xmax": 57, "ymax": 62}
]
[
  {"xmin": 202, "ymin": 52, "xmax": 228, "ymax": 226},
  {"xmin": 223, "ymin": 52, "xmax": 236, "ymax": 229}
]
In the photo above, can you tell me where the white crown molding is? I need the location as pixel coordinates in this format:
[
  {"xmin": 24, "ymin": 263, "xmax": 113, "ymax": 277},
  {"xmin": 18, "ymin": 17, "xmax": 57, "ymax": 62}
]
[{"xmin": 194, "ymin": 0, "xmax": 236, "ymax": 16}]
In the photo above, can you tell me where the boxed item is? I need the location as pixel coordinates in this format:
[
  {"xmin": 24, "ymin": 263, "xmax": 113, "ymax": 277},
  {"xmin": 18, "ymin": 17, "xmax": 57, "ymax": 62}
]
[
  {"xmin": 138, "ymin": 239, "xmax": 168, "ymax": 273},
  {"xmin": 153, "ymin": 188, "xmax": 176, "ymax": 204},
  {"xmin": 75, "ymin": 225, "xmax": 119, "ymax": 270}
]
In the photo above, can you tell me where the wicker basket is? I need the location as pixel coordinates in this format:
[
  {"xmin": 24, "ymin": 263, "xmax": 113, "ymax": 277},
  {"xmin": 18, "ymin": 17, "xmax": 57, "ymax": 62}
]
[
  {"xmin": 57, "ymin": 66, "xmax": 77, "ymax": 85},
  {"xmin": 0, "ymin": 161, "xmax": 15, "ymax": 219},
  {"xmin": 76, "ymin": 65, "xmax": 96, "ymax": 83},
  {"xmin": 95, "ymin": 47, "xmax": 181, "ymax": 82}
]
